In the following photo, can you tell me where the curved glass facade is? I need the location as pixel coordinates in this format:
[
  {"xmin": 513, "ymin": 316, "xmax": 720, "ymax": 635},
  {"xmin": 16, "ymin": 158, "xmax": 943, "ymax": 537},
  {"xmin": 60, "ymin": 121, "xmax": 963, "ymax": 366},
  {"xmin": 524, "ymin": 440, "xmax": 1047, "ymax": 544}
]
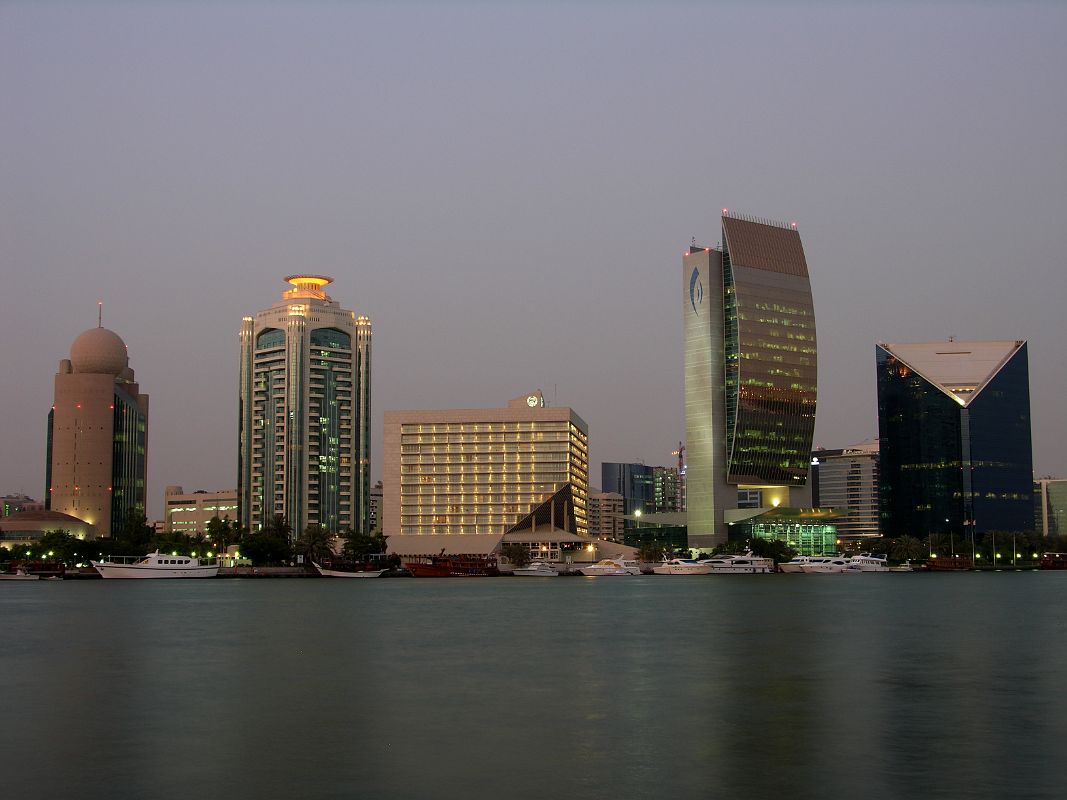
[
  {"xmin": 721, "ymin": 216, "xmax": 817, "ymax": 486},
  {"xmin": 310, "ymin": 327, "xmax": 351, "ymax": 349},
  {"xmin": 256, "ymin": 328, "xmax": 285, "ymax": 350}
]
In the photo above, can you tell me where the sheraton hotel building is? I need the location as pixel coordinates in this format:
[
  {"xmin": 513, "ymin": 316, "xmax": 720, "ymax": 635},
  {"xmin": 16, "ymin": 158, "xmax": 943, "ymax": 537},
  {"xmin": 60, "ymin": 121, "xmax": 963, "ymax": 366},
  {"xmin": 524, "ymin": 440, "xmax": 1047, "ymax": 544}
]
[{"xmin": 681, "ymin": 212, "xmax": 833, "ymax": 553}]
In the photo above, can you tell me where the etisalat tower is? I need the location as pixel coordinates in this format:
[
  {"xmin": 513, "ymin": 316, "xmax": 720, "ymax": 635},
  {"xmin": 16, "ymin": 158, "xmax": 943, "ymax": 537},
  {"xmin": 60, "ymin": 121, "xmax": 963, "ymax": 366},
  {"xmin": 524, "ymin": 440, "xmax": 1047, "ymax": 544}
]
[{"xmin": 683, "ymin": 211, "xmax": 833, "ymax": 553}]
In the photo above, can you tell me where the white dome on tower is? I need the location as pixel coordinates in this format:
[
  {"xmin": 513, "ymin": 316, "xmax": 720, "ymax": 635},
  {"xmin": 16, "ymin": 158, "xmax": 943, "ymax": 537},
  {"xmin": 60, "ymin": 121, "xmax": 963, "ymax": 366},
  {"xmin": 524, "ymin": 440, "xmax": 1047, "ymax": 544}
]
[{"xmin": 69, "ymin": 327, "xmax": 129, "ymax": 375}]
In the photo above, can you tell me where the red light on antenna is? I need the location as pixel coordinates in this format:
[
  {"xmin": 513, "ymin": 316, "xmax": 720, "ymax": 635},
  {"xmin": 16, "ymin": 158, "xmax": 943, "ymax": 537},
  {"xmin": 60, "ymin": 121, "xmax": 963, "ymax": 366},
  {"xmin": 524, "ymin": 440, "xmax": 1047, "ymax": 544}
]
[
  {"xmin": 722, "ymin": 208, "xmax": 729, "ymax": 215},
  {"xmin": 705, "ymin": 248, "xmax": 710, "ymax": 252},
  {"xmin": 790, "ymin": 221, "xmax": 797, "ymax": 229}
]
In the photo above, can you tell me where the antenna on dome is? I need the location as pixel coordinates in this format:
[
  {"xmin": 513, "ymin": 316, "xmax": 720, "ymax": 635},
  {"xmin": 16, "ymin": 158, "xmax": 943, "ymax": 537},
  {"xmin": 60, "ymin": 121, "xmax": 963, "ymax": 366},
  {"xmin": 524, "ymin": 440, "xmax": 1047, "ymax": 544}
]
[{"xmin": 98, "ymin": 301, "xmax": 103, "ymax": 328}]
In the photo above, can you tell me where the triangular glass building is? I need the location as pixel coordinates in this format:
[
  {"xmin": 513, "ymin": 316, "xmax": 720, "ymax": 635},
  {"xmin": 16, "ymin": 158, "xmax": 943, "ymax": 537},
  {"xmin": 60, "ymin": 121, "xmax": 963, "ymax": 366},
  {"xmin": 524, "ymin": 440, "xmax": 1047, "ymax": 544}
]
[{"xmin": 876, "ymin": 340, "xmax": 1033, "ymax": 537}]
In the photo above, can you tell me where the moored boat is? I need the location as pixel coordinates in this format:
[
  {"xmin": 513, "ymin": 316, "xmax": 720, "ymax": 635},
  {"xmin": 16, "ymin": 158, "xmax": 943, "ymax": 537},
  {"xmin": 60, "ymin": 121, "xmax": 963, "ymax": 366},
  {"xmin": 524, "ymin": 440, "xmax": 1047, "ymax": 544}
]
[
  {"xmin": 652, "ymin": 558, "xmax": 712, "ymax": 575},
  {"xmin": 406, "ymin": 554, "xmax": 500, "ymax": 577},
  {"xmin": 579, "ymin": 558, "xmax": 642, "ymax": 576},
  {"xmin": 312, "ymin": 561, "xmax": 388, "ymax": 578},
  {"xmin": 0, "ymin": 568, "xmax": 40, "ymax": 581},
  {"xmin": 91, "ymin": 551, "xmax": 219, "ymax": 579},
  {"xmin": 800, "ymin": 557, "xmax": 850, "ymax": 574},
  {"xmin": 779, "ymin": 556, "xmax": 822, "ymax": 573},
  {"xmin": 844, "ymin": 554, "xmax": 890, "ymax": 572},
  {"xmin": 511, "ymin": 560, "xmax": 558, "ymax": 577},
  {"xmin": 699, "ymin": 552, "xmax": 774, "ymax": 574}
]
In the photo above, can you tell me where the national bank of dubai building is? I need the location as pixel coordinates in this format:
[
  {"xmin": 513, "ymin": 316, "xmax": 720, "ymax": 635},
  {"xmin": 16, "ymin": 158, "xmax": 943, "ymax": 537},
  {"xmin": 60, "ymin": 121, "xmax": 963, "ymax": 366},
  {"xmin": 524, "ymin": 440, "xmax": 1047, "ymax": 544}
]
[{"xmin": 683, "ymin": 212, "xmax": 818, "ymax": 548}]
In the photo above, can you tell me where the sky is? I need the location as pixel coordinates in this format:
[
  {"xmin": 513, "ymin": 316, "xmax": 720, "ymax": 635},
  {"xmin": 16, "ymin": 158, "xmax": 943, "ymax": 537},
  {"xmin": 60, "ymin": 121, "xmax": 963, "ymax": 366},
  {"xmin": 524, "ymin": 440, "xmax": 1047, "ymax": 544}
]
[{"xmin": 2, "ymin": 1, "xmax": 1065, "ymax": 519}]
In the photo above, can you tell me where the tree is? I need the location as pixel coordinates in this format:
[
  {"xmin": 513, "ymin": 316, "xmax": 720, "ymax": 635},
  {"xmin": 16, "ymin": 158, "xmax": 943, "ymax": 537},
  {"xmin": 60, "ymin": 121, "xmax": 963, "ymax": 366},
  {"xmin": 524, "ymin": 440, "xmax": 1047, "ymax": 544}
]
[
  {"xmin": 749, "ymin": 537, "xmax": 797, "ymax": 564},
  {"xmin": 114, "ymin": 512, "xmax": 155, "ymax": 552},
  {"xmin": 341, "ymin": 527, "xmax": 388, "ymax": 560},
  {"xmin": 500, "ymin": 543, "xmax": 531, "ymax": 567},
  {"xmin": 637, "ymin": 541, "xmax": 666, "ymax": 563},
  {"xmin": 205, "ymin": 515, "xmax": 237, "ymax": 556},
  {"xmin": 242, "ymin": 514, "xmax": 294, "ymax": 565},
  {"xmin": 890, "ymin": 536, "xmax": 926, "ymax": 562},
  {"xmin": 295, "ymin": 524, "xmax": 336, "ymax": 566}
]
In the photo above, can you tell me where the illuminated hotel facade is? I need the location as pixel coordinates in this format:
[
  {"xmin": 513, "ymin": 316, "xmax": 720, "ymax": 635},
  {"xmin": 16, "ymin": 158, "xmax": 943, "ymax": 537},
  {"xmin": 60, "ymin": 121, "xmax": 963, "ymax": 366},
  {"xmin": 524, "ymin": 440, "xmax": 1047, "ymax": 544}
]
[
  {"xmin": 683, "ymin": 212, "xmax": 818, "ymax": 547},
  {"xmin": 238, "ymin": 276, "xmax": 371, "ymax": 536},
  {"xmin": 383, "ymin": 391, "xmax": 589, "ymax": 539},
  {"xmin": 877, "ymin": 340, "xmax": 1033, "ymax": 537},
  {"xmin": 46, "ymin": 326, "xmax": 149, "ymax": 537}
]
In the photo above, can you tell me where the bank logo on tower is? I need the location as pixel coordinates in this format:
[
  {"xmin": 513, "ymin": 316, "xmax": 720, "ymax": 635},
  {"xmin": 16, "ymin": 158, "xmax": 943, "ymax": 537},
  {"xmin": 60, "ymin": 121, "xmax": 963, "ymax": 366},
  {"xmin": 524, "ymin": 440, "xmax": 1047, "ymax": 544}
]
[{"xmin": 690, "ymin": 267, "xmax": 703, "ymax": 314}]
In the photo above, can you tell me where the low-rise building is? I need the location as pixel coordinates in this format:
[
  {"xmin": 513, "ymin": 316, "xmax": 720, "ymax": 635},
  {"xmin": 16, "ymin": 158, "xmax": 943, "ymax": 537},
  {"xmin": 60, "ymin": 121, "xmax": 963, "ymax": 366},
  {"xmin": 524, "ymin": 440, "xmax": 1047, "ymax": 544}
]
[{"xmin": 163, "ymin": 486, "xmax": 239, "ymax": 536}]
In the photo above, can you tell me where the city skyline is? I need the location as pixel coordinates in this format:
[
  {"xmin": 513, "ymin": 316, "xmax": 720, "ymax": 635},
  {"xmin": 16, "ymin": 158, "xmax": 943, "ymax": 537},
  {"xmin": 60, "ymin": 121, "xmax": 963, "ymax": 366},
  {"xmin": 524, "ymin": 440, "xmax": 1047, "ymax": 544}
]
[{"xmin": 3, "ymin": 3, "xmax": 1065, "ymax": 519}]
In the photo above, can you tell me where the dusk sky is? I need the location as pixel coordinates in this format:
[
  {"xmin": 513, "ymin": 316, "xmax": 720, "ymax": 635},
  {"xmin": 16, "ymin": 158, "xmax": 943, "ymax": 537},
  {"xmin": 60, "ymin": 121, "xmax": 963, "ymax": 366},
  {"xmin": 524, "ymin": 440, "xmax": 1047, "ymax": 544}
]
[{"xmin": 3, "ymin": 2, "xmax": 1065, "ymax": 519}]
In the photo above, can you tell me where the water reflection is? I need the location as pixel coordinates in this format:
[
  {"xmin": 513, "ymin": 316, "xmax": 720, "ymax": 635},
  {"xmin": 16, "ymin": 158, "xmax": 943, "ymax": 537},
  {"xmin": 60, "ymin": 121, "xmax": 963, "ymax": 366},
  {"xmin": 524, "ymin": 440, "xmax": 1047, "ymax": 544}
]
[{"xmin": 3, "ymin": 574, "xmax": 1065, "ymax": 799}]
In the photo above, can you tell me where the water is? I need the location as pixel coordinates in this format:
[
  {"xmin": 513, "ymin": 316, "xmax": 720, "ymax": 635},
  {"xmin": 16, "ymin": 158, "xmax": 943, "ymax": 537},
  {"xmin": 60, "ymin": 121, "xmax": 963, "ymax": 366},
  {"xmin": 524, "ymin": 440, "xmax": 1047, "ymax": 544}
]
[{"xmin": 3, "ymin": 573, "xmax": 1065, "ymax": 800}]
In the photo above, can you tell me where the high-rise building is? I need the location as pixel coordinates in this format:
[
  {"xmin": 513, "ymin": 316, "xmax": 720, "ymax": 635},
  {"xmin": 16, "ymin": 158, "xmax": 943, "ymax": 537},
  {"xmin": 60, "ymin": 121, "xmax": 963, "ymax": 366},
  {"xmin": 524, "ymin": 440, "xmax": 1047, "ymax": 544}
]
[
  {"xmin": 810, "ymin": 441, "xmax": 880, "ymax": 542},
  {"xmin": 238, "ymin": 276, "xmax": 371, "ymax": 536},
  {"xmin": 683, "ymin": 212, "xmax": 818, "ymax": 547},
  {"xmin": 588, "ymin": 491, "xmax": 625, "ymax": 542},
  {"xmin": 1035, "ymin": 479, "xmax": 1067, "ymax": 537},
  {"xmin": 652, "ymin": 466, "xmax": 681, "ymax": 513},
  {"xmin": 877, "ymin": 340, "xmax": 1033, "ymax": 537},
  {"xmin": 46, "ymin": 326, "xmax": 149, "ymax": 536},
  {"xmin": 163, "ymin": 486, "xmax": 239, "ymax": 536},
  {"xmin": 383, "ymin": 390, "xmax": 589, "ymax": 540},
  {"xmin": 601, "ymin": 463, "xmax": 654, "ymax": 529},
  {"xmin": 369, "ymin": 480, "xmax": 383, "ymax": 534}
]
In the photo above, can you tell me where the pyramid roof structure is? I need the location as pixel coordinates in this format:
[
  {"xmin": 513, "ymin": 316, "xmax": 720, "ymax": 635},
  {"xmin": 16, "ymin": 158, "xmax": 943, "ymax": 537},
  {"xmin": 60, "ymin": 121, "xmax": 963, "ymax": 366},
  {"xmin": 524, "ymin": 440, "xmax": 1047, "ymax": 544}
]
[{"xmin": 878, "ymin": 340, "xmax": 1026, "ymax": 407}]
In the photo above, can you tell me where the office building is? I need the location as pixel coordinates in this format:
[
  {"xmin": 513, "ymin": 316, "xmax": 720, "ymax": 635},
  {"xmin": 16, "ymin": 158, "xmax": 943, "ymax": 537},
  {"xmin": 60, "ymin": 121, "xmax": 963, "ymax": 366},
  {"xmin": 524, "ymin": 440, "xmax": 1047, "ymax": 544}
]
[
  {"xmin": 46, "ymin": 326, "xmax": 148, "ymax": 537},
  {"xmin": 877, "ymin": 340, "xmax": 1033, "ymax": 537},
  {"xmin": 369, "ymin": 480, "xmax": 383, "ymax": 534},
  {"xmin": 238, "ymin": 276, "xmax": 371, "ymax": 536},
  {"xmin": 1035, "ymin": 479, "xmax": 1067, "ymax": 537},
  {"xmin": 601, "ymin": 463, "xmax": 654, "ymax": 529},
  {"xmin": 588, "ymin": 491, "xmax": 625, "ymax": 542},
  {"xmin": 163, "ymin": 486, "xmax": 239, "ymax": 536},
  {"xmin": 2, "ymin": 494, "xmax": 43, "ymax": 517},
  {"xmin": 811, "ymin": 441, "xmax": 880, "ymax": 542},
  {"xmin": 383, "ymin": 390, "xmax": 589, "ymax": 542},
  {"xmin": 683, "ymin": 211, "xmax": 818, "ymax": 547}
]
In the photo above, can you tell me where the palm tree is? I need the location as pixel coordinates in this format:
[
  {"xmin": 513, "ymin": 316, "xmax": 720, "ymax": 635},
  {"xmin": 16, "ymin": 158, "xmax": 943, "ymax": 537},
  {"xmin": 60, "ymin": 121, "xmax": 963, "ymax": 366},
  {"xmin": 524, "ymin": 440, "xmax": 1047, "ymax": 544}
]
[
  {"xmin": 890, "ymin": 535, "xmax": 926, "ymax": 562},
  {"xmin": 295, "ymin": 524, "xmax": 336, "ymax": 566}
]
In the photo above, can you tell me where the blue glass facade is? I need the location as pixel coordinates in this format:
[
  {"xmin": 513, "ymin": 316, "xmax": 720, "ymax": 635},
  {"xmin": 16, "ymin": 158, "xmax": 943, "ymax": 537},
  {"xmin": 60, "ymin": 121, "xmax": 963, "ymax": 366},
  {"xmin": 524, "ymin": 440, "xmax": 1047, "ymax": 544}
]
[
  {"xmin": 601, "ymin": 463, "xmax": 654, "ymax": 529},
  {"xmin": 877, "ymin": 342, "xmax": 1033, "ymax": 537}
]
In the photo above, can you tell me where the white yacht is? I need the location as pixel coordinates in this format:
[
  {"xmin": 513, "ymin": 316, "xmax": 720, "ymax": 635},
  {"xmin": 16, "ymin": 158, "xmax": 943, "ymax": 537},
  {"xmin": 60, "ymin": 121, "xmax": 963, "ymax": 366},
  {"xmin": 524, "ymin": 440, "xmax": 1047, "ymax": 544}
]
[
  {"xmin": 699, "ymin": 552, "xmax": 774, "ymax": 574},
  {"xmin": 580, "ymin": 558, "xmax": 642, "ymax": 576},
  {"xmin": 844, "ymin": 554, "xmax": 890, "ymax": 572},
  {"xmin": 779, "ymin": 555, "xmax": 821, "ymax": 573},
  {"xmin": 800, "ymin": 557, "xmax": 851, "ymax": 573},
  {"xmin": 91, "ymin": 551, "xmax": 219, "ymax": 579},
  {"xmin": 0, "ymin": 568, "xmax": 40, "ymax": 581},
  {"xmin": 652, "ymin": 558, "xmax": 712, "ymax": 576},
  {"xmin": 511, "ymin": 560, "xmax": 559, "ymax": 577}
]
